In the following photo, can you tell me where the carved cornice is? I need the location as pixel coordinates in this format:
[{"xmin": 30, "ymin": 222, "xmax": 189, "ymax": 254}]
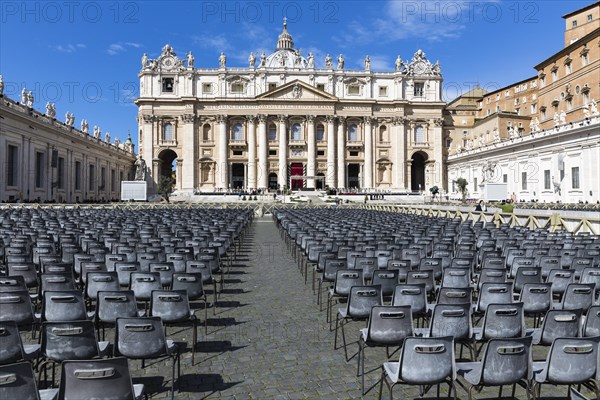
[
  {"xmin": 181, "ymin": 114, "xmax": 195, "ymax": 123},
  {"xmin": 141, "ymin": 114, "xmax": 156, "ymax": 123},
  {"xmin": 246, "ymin": 115, "xmax": 257, "ymax": 124},
  {"xmin": 325, "ymin": 115, "xmax": 336, "ymax": 124}
]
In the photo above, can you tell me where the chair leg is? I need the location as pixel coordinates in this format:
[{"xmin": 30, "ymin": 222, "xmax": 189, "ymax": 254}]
[
  {"xmin": 378, "ymin": 367, "xmax": 385, "ymax": 400},
  {"xmin": 340, "ymin": 317, "xmax": 349, "ymax": 361},
  {"xmin": 334, "ymin": 313, "xmax": 340, "ymax": 350}
]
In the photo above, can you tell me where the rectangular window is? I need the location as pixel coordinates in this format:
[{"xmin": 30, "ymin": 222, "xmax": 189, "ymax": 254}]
[
  {"xmin": 540, "ymin": 77, "xmax": 545, "ymax": 88},
  {"xmin": 588, "ymin": 14, "xmax": 593, "ymax": 22},
  {"xmin": 349, "ymin": 151, "xmax": 359, "ymax": 157},
  {"xmin": 111, "ymin": 169, "xmax": 116, "ymax": 192},
  {"xmin": 378, "ymin": 86, "xmax": 388, "ymax": 96},
  {"xmin": 565, "ymin": 63, "xmax": 572, "ymax": 74},
  {"xmin": 75, "ymin": 161, "xmax": 82, "ymax": 190},
  {"xmin": 414, "ymin": 83, "xmax": 424, "ymax": 97},
  {"xmin": 572, "ymin": 167, "xmax": 580, "ymax": 189},
  {"xmin": 473, "ymin": 177, "xmax": 478, "ymax": 191},
  {"xmin": 560, "ymin": 169, "xmax": 565, "ymax": 182},
  {"xmin": 348, "ymin": 85, "xmax": 360, "ymax": 95},
  {"xmin": 544, "ymin": 170, "xmax": 551, "ymax": 190},
  {"xmin": 572, "ymin": 20, "xmax": 577, "ymax": 28},
  {"xmin": 57, "ymin": 157, "xmax": 65, "ymax": 189},
  {"xmin": 6, "ymin": 144, "xmax": 18, "ymax": 187},
  {"xmin": 231, "ymin": 83, "xmax": 245, "ymax": 93},
  {"xmin": 317, "ymin": 84, "xmax": 325, "ymax": 91},
  {"xmin": 35, "ymin": 152, "xmax": 45, "ymax": 188},
  {"xmin": 89, "ymin": 165, "xmax": 95, "ymax": 191},
  {"xmin": 531, "ymin": 104, "xmax": 537, "ymax": 114},
  {"xmin": 232, "ymin": 150, "xmax": 243, "ymax": 156},
  {"xmin": 521, "ymin": 171, "xmax": 527, "ymax": 190},
  {"xmin": 202, "ymin": 83, "xmax": 212, "ymax": 94},
  {"xmin": 268, "ymin": 83, "xmax": 277, "ymax": 91},
  {"xmin": 541, "ymin": 108, "xmax": 547, "ymax": 120},
  {"xmin": 119, "ymin": 171, "xmax": 123, "ymax": 185},
  {"xmin": 582, "ymin": 53, "xmax": 589, "ymax": 66},
  {"xmin": 162, "ymin": 78, "xmax": 174, "ymax": 93},
  {"xmin": 268, "ymin": 149, "xmax": 277, "ymax": 156},
  {"xmin": 503, "ymin": 174, "xmax": 508, "ymax": 183},
  {"xmin": 100, "ymin": 167, "xmax": 106, "ymax": 190},
  {"xmin": 317, "ymin": 150, "xmax": 325, "ymax": 156},
  {"xmin": 567, "ymin": 99, "xmax": 573, "ymax": 110},
  {"xmin": 551, "ymin": 70, "xmax": 558, "ymax": 81}
]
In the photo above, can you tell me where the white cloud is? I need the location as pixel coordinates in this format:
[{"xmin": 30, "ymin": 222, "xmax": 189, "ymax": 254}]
[
  {"xmin": 366, "ymin": 55, "xmax": 392, "ymax": 72},
  {"xmin": 191, "ymin": 34, "xmax": 233, "ymax": 52},
  {"xmin": 107, "ymin": 42, "xmax": 142, "ymax": 56},
  {"xmin": 49, "ymin": 43, "xmax": 86, "ymax": 53}
]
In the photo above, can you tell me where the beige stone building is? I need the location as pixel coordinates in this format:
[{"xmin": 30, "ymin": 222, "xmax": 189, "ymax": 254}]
[
  {"xmin": 0, "ymin": 88, "xmax": 136, "ymax": 203},
  {"xmin": 446, "ymin": 2, "xmax": 600, "ymax": 203},
  {"xmin": 136, "ymin": 23, "xmax": 446, "ymax": 194}
]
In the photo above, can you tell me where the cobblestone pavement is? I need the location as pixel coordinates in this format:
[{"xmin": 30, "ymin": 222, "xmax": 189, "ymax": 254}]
[{"xmin": 126, "ymin": 216, "xmax": 592, "ymax": 400}]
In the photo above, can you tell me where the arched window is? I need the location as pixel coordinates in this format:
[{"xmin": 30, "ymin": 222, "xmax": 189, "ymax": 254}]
[
  {"xmin": 316, "ymin": 124, "xmax": 325, "ymax": 141},
  {"xmin": 232, "ymin": 123, "xmax": 244, "ymax": 141},
  {"xmin": 268, "ymin": 124, "xmax": 277, "ymax": 141},
  {"xmin": 348, "ymin": 124, "xmax": 358, "ymax": 142},
  {"xmin": 379, "ymin": 126, "xmax": 388, "ymax": 142},
  {"xmin": 202, "ymin": 124, "xmax": 212, "ymax": 142},
  {"xmin": 163, "ymin": 122, "xmax": 173, "ymax": 141},
  {"xmin": 291, "ymin": 123, "xmax": 302, "ymax": 141},
  {"xmin": 414, "ymin": 125, "xmax": 425, "ymax": 143}
]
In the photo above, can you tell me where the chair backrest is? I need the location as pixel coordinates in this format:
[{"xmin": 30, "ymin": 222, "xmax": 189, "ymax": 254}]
[
  {"xmin": 150, "ymin": 290, "xmax": 192, "ymax": 323},
  {"xmin": 0, "ymin": 361, "xmax": 42, "ymax": 400},
  {"xmin": 419, "ymin": 258, "xmax": 442, "ymax": 280},
  {"xmin": 437, "ymin": 287, "xmax": 472, "ymax": 305},
  {"xmin": 477, "ymin": 268, "xmax": 506, "ymax": 290},
  {"xmin": 406, "ymin": 270, "xmax": 435, "ymax": 294},
  {"xmin": 580, "ymin": 268, "xmax": 600, "ymax": 291},
  {"xmin": 96, "ymin": 290, "xmax": 139, "ymax": 325},
  {"xmin": 0, "ymin": 276, "xmax": 27, "ymax": 293},
  {"xmin": 548, "ymin": 269, "xmax": 575, "ymax": 297},
  {"xmin": 510, "ymin": 257, "xmax": 535, "ymax": 279},
  {"xmin": 480, "ymin": 302, "xmax": 524, "ymax": 340},
  {"xmin": 366, "ymin": 305, "xmax": 413, "ymax": 344},
  {"xmin": 7, "ymin": 263, "xmax": 38, "ymax": 289},
  {"xmin": 0, "ymin": 290, "xmax": 35, "ymax": 326},
  {"xmin": 322, "ymin": 259, "xmax": 346, "ymax": 282},
  {"xmin": 559, "ymin": 283, "xmax": 595, "ymax": 311},
  {"xmin": 0, "ymin": 321, "xmax": 26, "ymax": 364},
  {"xmin": 544, "ymin": 336, "xmax": 599, "ymax": 384},
  {"xmin": 479, "ymin": 336, "xmax": 533, "ymax": 385},
  {"xmin": 371, "ymin": 270, "xmax": 399, "ymax": 297},
  {"xmin": 477, "ymin": 282, "xmax": 513, "ymax": 313},
  {"xmin": 149, "ymin": 262, "xmax": 174, "ymax": 287},
  {"xmin": 344, "ymin": 285, "xmax": 382, "ymax": 319},
  {"xmin": 440, "ymin": 267, "xmax": 470, "ymax": 289},
  {"xmin": 513, "ymin": 267, "xmax": 542, "ymax": 294},
  {"xmin": 85, "ymin": 271, "xmax": 120, "ymax": 301},
  {"xmin": 539, "ymin": 256, "xmax": 561, "ymax": 279},
  {"xmin": 41, "ymin": 320, "xmax": 100, "ymax": 361},
  {"xmin": 59, "ymin": 357, "xmax": 139, "ymax": 400},
  {"xmin": 42, "ymin": 290, "xmax": 88, "ymax": 322},
  {"xmin": 582, "ymin": 305, "xmax": 600, "ymax": 337},
  {"xmin": 429, "ymin": 303, "xmax": 472, "ymax": 339},
  {"xmin": 115, "ymin": 316, "xmax": 168, "ymax": 359},
  {"xmin": 538, "ymin": 309, "xmax": 583, "ymax": 346},
  {"xmin": 79, "ymin": 262, "xmax": 107, "ymax": 284},
  {"xmin": 392, "ymin": 284, "xmax": 428, "ymax": 316},
  {"xmin": 399, "ymin": 336, "xmax": 455, "ymax": 384},
  {"xmin": 386, "ymin": 259, "xmax": 412, "ymax": 282},
  {"xmin": 333, "ymin": 269, "xmax": 364, "ymax": 297},
  {"xmin": 519, "ymin": 283, "xmax": 552, "ymax": 315},
  {"xmin": 171, "ymin": 273, "xmax": 205, "ymax": 300},
  {"xmin": 354, "ymin": 257, "xmax": 378, "ymax": 280}
]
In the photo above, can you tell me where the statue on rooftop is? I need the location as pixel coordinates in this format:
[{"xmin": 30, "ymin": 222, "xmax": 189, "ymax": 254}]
[
  {"xmin": 141, "ymin": 53, "xmax": 148, "ymax": 69},
  {"xmin": 259, "ymin": 52, "xmax": 266, "ymax": 67},
  {"xmin": 307, "ymin": 52, "xmax": 314, "ymax": 68},
  {"xmin": 248, "ymin": 52, "xmax": 256, "ymax": 68},
  {"xmin": 26, "ymin": 91, "xmax": 34, "ymax": 107},
  {"xmin": 21, "ymin": 88, "xmax": 27, "ymax": 104},
  {"xmin": 325, "ymin": 54, "xmax": 332, "ymax": 69},
  {"xmin": 337, "ymin": 54, "xmax": 344, "ymax": 70},
  {"xmin": 186, "ymin": 51, "xmax": 194, "ymax": 68},
  {"xmin": 219, "ymin": 52, "xmax": 226, "ymax": 68},
  {"xmin": 364, "ymin": 55, "xmax": 371, "ymax": 70}
]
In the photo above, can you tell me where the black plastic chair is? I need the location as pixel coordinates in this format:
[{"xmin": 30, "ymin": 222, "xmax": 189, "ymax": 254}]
[
  {"xmin": 171, "ymin": 272, "xmax": 208, "ymax": 334},
  {"xmin": 532, "ymin": 336, "xmax": 600, "ymax": 399},
  {"xmin": 0, "ymin": 361, "xmax": 58, "ymax": 400},
  {"xmin": 520, "ymin": 283, "xmax": 552, "ymax": 328},
  {"xmin": 582, "ymin": 305, "xmax": 600, "ymax": 337},
  {"xmin": 114, "ymin": 316, "xmax": 180, "ymax": 400},
  {"xmin": 456, "ymin": 336, "xmax": 533, "ymax": 400},
  {"xmin": 0, "ymin": 320, "xmax": 40, "ymax": 365},
  {"xmin": 527, "ymin": 309, "xmax": 582, "ymax": 346},
  {"xmin": 95, "ymin": 290, "xmax": 143, "ymax": 340},
  {"xmin": 0, "ymin": 290, "xmax": 38, "ymax": 335},
  {"xmin": 378, "ymin": 335, "xmax": 456, "ymax": 399},
  {"xmin": 58, "ymin": 357, "xmax": 144, "ymax": 400}
]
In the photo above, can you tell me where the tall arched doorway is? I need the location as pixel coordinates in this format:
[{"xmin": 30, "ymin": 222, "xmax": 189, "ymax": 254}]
[
  {"xmin": 316, "ymin": 173, "xmax": 325, "ymax": 190},
  {"xmin": 410, "ymin": 152, "xmax": 427, "ymax": 192},
  {"xmin": 157, "ymin": 149, "xmax": 178, "ymax": 184}
]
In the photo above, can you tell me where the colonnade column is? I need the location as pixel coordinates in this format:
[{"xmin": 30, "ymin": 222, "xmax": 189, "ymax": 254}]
[
  {"xmin": 278, "ymin": 115, "xmax": 287, "ymax": 188},
  {"xmin": 326, "ymin": 116, "xmax": 336, "ymax": 188},
  {"xmin": 337, "ymin": 116, "xmax": 346, "ymax": 189},
  {"xmin": 364, "ymin": 117, "xmax": 373, "ymax": 189},
  {"xmin": 246, "ymin": 115, "xmax": 257, "ymax": 190},
  {"xmin": 432, "ymin": 118, "xmax": 444, "ymax": 189},
  {"xmin": 217, "ymin": 114, "xmax": 228, "ymax": 189},
  {"xmin": 181, "ymin": 114, "xmax": 196, "ymax": 192},
  {"xmin": 257, "ymin": 115, "xmax": 268, "ymax": 189},
  {"xmin": 306, "ymin": 115, "xmax": 316, "ymax": 189},
  {"xmin": 392, "ymin": 117, "xmax": 406, "ymax": 190}
]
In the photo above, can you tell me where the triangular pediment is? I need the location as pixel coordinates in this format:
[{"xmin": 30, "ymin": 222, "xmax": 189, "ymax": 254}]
[{"xmin": 256, "ymin": 80, "xmax": 338, "ymax": 102}]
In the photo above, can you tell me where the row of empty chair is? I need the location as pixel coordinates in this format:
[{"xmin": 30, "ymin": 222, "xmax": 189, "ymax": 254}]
[
  {"xmin": 276, "ymin": 208, "xmax": 600, "ymax": 399},
  {"xmin": 0, "ymin": 207, "xmax": 253, "ymax": 399}
]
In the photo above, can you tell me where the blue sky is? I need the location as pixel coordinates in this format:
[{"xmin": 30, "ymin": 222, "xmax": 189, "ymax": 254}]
[{"xmin": 0, "ymin": 0, "xmax": 592, "ymax": 149}]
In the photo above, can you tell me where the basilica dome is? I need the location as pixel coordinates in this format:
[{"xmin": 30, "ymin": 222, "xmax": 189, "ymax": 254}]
[{"xmin": 263, "ymin": 21, "xmax": 308, "ymax": 69}]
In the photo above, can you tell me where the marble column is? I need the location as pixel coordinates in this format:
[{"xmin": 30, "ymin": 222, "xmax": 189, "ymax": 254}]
[
  {"xmin": 181, "ymin": 114, "xmax": 196, "ymax": 192},
  {"xmin": 392, "ymin": 117, "xmax": 406, "ymax": 190},
  {"xmin": 257, "ymin": 115, "xmax": 268, "ymax": 189},
  {"xmin": 337, "ymin": 116, "xmax": 346, "ymax": 188},
  {"xmin": 278, "ymin": 115, "xmax": 287, "ymax": 188},
  {"xmin": 217, "ymin": 115, "xmax": 228, "ymax": 189},
  {"xmin": 432, "ymin": 118, "xmax": 444, "ymax": 189},
  {"xmin": 306, "ymin": 115, "xmax": 316, "ymax": 189},
  {"xmin": 246, "ymin": 115, "xmax": 257, "ymax": 190},
  {"xmin": 364, "ymin": 117, "xmax": 373, "ymax": 189},
  {"xmin": 326, "ymin": 116, "xmax": 336, "ymax": 188}
]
